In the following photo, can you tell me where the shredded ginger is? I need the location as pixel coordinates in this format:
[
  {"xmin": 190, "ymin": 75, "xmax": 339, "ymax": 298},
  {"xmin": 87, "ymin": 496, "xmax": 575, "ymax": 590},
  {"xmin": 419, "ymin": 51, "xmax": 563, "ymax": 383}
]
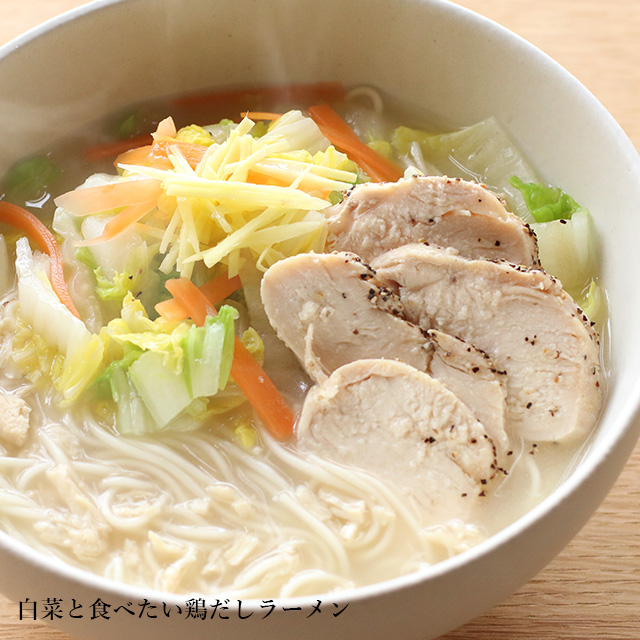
[{"xmin": 116, "ymin": 111, "xmax": 359, "ymax": 278}]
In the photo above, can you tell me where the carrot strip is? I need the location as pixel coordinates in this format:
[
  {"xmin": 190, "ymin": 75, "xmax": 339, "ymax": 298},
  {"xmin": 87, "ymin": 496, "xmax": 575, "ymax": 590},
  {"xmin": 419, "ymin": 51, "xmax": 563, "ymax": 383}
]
[
  {"xmin": 164, "ymin": 277, "xmax": 295, "ymax": 439},
  {"xmin": 155, "ymin": 273, "xmax": 241, "ymax": 321},
  {"xmin": 173, "ymin": 81, "xmax": 346, "ymax": 110},
  {"xmin": 164, "ymin": 278, "xmax": 213, "ymax": 327},
  {"xmin": 54, "ymin": 179, "xmax": 162, "ymax": 217},
  {"xmin": 198, "ymin": 273, "xmax": 242, "ymax": 305},
  {"xmin": 0, "ymin": 202, "xmax": 81, "ymax": 319},
  {"xmin": 84, "ymin": 117, "xmax": 176, "ymax": 163},
  {"xmin": 116, "ymin": 140, "xmax": 208, "ymax": 172},
  {"xmin": 307, "ymin": 104, "xmax": 404, "ymax": 183},
  {"xmin": 154, "ymin": 297, "xmax": 188, "ymax": 322},
  {"xmin": 229, "ymin": 334, "xmax": 295, "ymax": 439},
  {"xmin": 245, "ymin": 169, "xmax": 296, "ymax": 189},
  {"xmin": 153, "ymin": 139, "xmax": 208, "ymax": 169},
  {"xmin": 84, "ymin": 134, "xmax": 154, "ymax": 162},
  {"xmin": 241, "ymin": 112, "xmax": 283, "ymax": 121},
  {"xmin": 115, "ymin": 144, "xmax": 172, "ymax": 170},
  {"xmin": 75, "ymin": 200, "xmax": 158, "ymax": 247}
]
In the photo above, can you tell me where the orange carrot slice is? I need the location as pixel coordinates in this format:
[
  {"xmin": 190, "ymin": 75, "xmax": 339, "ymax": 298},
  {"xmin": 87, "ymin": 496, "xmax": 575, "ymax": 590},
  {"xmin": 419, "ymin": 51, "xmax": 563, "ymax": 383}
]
[
  {"xmin": 116, "ymin": 140, "xmax": 208, "ymax": 172},
  {"xmin": 0, "ymin": 202, "xmax": 81, "ymax": 319},
  {"xmin": 114, "ymin": 144, "xmax": 173, "ymax": 170},
  {"xmin": 307, "ymin": 104, "xmax": 403, "ymax": 183},
  {"xmin": 84, "ymin": 116, "xmax": 176, "ymax": 162},
  {"xmin": 241, "ymin": 112, "xmax": 283, "ymax": 121},
  {"xmin": 164, "ymin": 277, "xmax": 295, "ymax": 439},
  {"xmin": 155, "ymin": 273, "xmax": 242, "ymax": 322},
  {"xmin": 152, "ymin": 139, "xmax": 208, "ymax": 169},
  {"xmin": 84, "ymin": 134, "xmax": 154, "ymax": 162},
  {"xmin": 154, "ymin": 298, "xmax": 190, "ymax": 323},
  {"xmin": 115, "ymin": 144, "xmax": 154, "ymax": 166},
  {"xmin": 75, "ymin": 200, "xmax": 158, "ymax": 247},
  {"xmin": 164, "ymin": 278, "xmax": 214, "ymax": 327},
  {"xmin": 54, "ymin": 179, "xmax": 162, "ymax": 217},
  {"xmin": 229, "ymin": 332, "xmax": 295, "ymax": 439}
]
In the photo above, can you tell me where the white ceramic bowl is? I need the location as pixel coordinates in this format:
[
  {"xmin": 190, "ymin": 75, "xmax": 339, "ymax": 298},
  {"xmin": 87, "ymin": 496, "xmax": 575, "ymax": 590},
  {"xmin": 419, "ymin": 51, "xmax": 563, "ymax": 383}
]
[{"xmin": 1, "ymin": 1, "xmax": 639, "ymax": 639}]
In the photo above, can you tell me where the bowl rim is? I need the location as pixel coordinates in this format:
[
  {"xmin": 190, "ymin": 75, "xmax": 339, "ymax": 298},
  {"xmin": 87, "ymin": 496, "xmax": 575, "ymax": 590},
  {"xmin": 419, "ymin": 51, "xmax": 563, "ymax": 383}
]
[{"xmin": 0, "ymin": 0, "xmax": 639, "ymax": 615}]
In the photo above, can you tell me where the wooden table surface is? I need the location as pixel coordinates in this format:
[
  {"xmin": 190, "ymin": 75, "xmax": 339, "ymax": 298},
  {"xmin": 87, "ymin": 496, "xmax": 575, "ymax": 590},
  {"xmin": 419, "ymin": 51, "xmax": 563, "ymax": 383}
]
[{"xmin": 0, "ymin": 0, "xmax": 639, "ymax": 638}]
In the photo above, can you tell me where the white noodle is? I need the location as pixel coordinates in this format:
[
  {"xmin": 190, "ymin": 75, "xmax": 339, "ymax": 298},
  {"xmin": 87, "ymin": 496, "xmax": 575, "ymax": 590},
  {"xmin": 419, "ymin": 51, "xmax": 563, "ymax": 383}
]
[
  {"xmin": 15, "ymin": 461, "xmax": 51, "ymax": 493},
  {"xmin": 273, "ymin": 492, "xmax": 350, "ymax": 574},
  {"xmin": 345, "ymin": 86, "xmax": 385, "ymax": 114},
  {"xmin": 280, "ymin": 569, "xmax": 353, "ymax": 598},
  {"xmin": 99, "ymin": 490, "xmax": 163, "ymax": 533}
]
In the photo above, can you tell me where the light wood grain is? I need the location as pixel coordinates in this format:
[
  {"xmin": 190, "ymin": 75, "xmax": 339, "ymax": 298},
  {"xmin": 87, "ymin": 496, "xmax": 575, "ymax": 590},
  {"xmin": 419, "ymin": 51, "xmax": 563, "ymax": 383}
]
[{"xmin": 0, "ymin": 1, "xmax": 639, "ymax": 639}]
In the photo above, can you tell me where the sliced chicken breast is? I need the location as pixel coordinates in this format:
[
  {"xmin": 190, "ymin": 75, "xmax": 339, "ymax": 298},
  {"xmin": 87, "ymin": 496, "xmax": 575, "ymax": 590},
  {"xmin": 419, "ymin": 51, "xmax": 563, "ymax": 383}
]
[
  {"xmin": 297, "ymin": 359, "xmax": 498, "ymax": 518},
  {"xmin": 325, "ymin": 175, "xmax": 539, "ymax": 266},
  {"xmin": 428, "ymin": 330, "xmax": 508, "ymax": 456},
  {"xmin": 261, "ymin": 251, "xmax": 509, "ymax": 454},
  {"xmin": 372, "ymin": 244, "xmax": 602, "ymax": 442},
  {"xmin": 260, "ymin": 251, "xmax": 431, "ymax": 382}
]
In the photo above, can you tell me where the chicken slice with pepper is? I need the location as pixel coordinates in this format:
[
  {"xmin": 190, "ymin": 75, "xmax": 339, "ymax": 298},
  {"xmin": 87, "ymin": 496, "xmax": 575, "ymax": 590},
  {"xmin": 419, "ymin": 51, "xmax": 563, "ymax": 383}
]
[
  {"xmin": 261, "ymin": 251, "xmax": 508, "ymax": 456},
  {"xmin": 372, "ymin": 243, "xmax": 602, "ymax": 442},
  {"xmin": 325, "ymin": 175, "xmax": 539, "ymax": 266},
  {"xmin": 297, "ymin": 358, "xmax": 499, "ymax": 519}
]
